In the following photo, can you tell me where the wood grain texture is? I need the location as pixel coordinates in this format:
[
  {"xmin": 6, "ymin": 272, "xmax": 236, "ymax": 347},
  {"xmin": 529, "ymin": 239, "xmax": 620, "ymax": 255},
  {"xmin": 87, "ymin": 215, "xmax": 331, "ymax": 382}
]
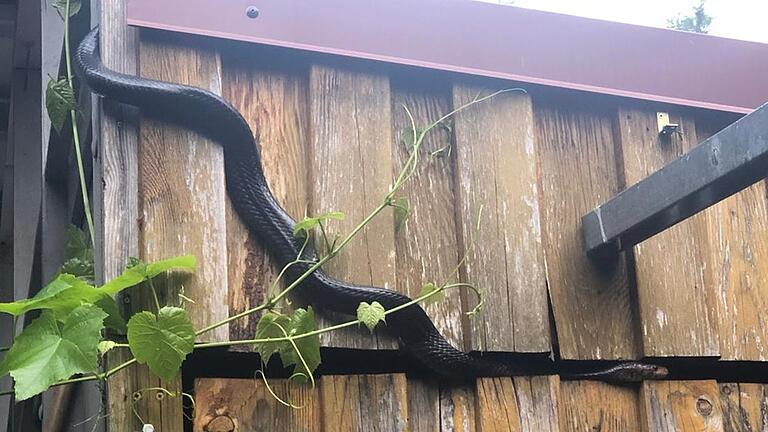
[
  {"xmin": 641, "ymin": 380, "xmax": 723, "ymax": 432},
  {"xmin": 138, "ymin": 31, "xmax": 229, "ymax": 341},
  {"xmin": 194, "ymin": 378, "xmax": 321, "ymax": 432},
  {"xmin": 453, "ymin": 85, "xmax": 549, "ymax": 353},
  {"xmin": 391, "ymin": 73, "xmax": 464, "ymax": 349},
  {"xmin": 96, "ymin": 2, "xmax": 144, "ymax": 431},
  {"xmin": 559, "ymin": 381, "xmax": 641, "ymax": 432},
  {"xmin": 320, "ymin": 374, "xmax": 409, "ymax": 432},
  {"xmin": 132, "ymin": 30, "xmax": 230, "ymax": 430},
  {"xmin": 476, "ymin": 376, "xmax": 560, "ymax": 432},
  {"xmin": 535, "ymin": 98, "xmax": 639, "ymax": 360},
  {"xmin": 695, "ymin": 121, "xmax": 768, "ymax": 361},
  {"xmin": 618, "ymin": 108, "xmax": 719, "ymax": 357},
  {"xmin": 221, "ymin": 46, "xmax": 309, "ymax": 346},
  {"xmin": 719, "ymin": 383, "xmax": 768, "ymax": 432},
  {"xmin": 407, "ymin": 378, "xmax": 476, "ymax": 432},
  {"xmin": 308, "ymin": 62, "xmax": 397, "ymax": 349}
]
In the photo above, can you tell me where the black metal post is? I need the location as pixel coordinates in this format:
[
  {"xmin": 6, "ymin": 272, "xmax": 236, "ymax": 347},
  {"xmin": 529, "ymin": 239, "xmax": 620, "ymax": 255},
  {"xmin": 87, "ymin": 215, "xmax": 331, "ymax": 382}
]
[{"xmin": 583, "ymin": 102, "xmax": 768, "ymax": 258}]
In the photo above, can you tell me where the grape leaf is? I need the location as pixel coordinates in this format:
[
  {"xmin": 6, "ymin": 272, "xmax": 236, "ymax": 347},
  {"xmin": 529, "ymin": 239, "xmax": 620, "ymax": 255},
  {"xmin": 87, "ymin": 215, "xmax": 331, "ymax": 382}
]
[
  {"xmin": 100, "ymin": 255, "xmax": 196, "ymax": 296},
  {"xmin": 46, "ymin": 78, "xmax": 76, "ymax": 133},
  {"xmin": 127, "ymin": 307, "xmax": 195, "ymax": 381},
  {"xmin": 392, "ymin": 197, "xmax": 410, "ymax": 233},
  {"xmin": 0, "ymin": 305, "xmax": 106, "ymax": 400},
  {"xmin": 97, "ymin": 341, "xmax": 117, "ymax": 356},
  {"xmin": 278, "ymin": 308, "xmax": 321, "ymax": 381},
  {"xmin": 51, "ymin": 0, "xmax": 82, "ymax": 18},
  {"xmin": 0, "ymin": 274, "xmax": 107, "ymax": 319},
  {"xmin": 357, "ymin": 301, "xmax": 386, "ymax": 332},
  {"xmin": 253, "ymin": 311, "xmax": 290, "ymax": 365},
  {"xmin": 60, "ymin": 225, "xmax": 94, "ymax": 283},
  {"xmin": 292, "ymin": 211, "xmax": 345, "ymax": 237},
  {"xmin": 417, "ymin": 282, "xmax": 444, "ymax": 304}
]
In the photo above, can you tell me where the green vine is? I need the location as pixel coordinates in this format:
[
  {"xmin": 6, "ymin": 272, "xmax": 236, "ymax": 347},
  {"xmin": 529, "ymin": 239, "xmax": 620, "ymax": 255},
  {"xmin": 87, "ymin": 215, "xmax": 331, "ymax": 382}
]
[{"xmin": 0, "ymin": 0, "xmax": 522, "ymax": 424}]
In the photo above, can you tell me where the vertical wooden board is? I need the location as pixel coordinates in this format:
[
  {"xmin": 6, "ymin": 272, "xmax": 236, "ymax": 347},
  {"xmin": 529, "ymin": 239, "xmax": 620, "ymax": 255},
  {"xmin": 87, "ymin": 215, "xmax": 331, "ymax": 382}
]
[
  {"xmin": 719, "ymin": 383, "xmax": 768, "ymax": 432},
  {"xmin": 559, "ymin": 381, "xmax": 642, "ymax": 432},
  {"xmin": 476, "ymin": 376, "xmax": 560, "ymax": 432},
  {"xmin": 308, "ymin": 63, "xmax": 396, "ymax": 349},
  {"xmin": 641, "ymin": 381, "xmax": 723, "ymax": 432},
  {"xmin": 695, "ymin": 123, "xmax": 768, "ymax": 361},
  {"xmin": 194, "ymin": 378, "xmax": 321, "ymax": 431},
  {"xmin": 407, "ymin": 378, "xmax": 476, "ymax": 432},
  {"xmin": 453, "ymin": 85, "xmax": 549, "ymax": 353},
  {"xmin": 535, "ymin": 99, "xmax": 639, "ymax": 360},
  {"xmin": 96, "ymin": 1, "xmax": 142, "ymax": 431},
  {"xmin": 391, "ymin": 73, "xmax": 464, "ymax": 349},
  {"xmin": 138, "ymin": 31, "xmax": 229, "ymax": 341},
  {"xmin": 618, "ymin": 108, "xmax": 719, "ymax": 357},
  {"xmin": 220, "ymin": 46, "xmax": 309, "ymax": 345},
  {"xmin": 320, "ymin": 374, "xmax": 409, "ymax": 431},
  {"xmin": 135, "ymin": 31, "xmax": 229, "ymax": 429}
]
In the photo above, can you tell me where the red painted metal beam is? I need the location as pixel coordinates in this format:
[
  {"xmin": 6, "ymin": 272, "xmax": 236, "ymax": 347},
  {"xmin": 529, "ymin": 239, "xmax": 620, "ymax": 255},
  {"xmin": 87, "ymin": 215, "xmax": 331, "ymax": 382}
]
[{"xmin": 126, "ymin": 0, "xmax": 768, "ymax": 114}]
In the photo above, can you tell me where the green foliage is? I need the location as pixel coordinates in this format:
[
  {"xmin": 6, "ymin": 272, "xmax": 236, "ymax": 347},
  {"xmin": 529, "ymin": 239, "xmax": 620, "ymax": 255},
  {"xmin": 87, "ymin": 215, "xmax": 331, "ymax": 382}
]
[
  {"xmin": 281, "ymin": 308, "xmax": 321, "ymax": 381},
  {"xmin": 60, "ymin": 225, "xmax": 94, "ymax": 283},
  {"xmin": 418, "ymin": 282, "xmax": 444, "ymax": 305},
  {"xmin": 254, "ymin": 308, "xmax": 321, "ymax": 381},
  {"xmin": 100, "ymin": 255, "xmax": 196, "ymax": 295},
  {"xmin": 667, "ymin": 0, "xmax": 712, "ymax": 33},
  {"xmin": 293, "ymin": 211, "xmax": 345, "ymax": 237},
  {"xmin": 0, "ymin": 305, "xmax": 106, "ymax": 400},
  {"xmin": 127, "ymin": 307, "xmax": 195, "ymax": 381},
  {"xmin": 254, "ymin": 311, "xmax": 290, "ymax": 364},
  {"xmin": 46, "ymin": 78, "xmax": 76, "ymax": 133},
  {"xmin": 97, "ymin": 340, "xmax": 117, "ymax": 356},
  {"xmin": 356, "ymin": 301, "xmax": 386, "ymax": 332},
  {"xmin": 51, "ymin": 0, "xmax": 82, "ymax": 18},
  {"xmin": 392, "ymin": 197, "xmax": 410, "ymax": 233}
]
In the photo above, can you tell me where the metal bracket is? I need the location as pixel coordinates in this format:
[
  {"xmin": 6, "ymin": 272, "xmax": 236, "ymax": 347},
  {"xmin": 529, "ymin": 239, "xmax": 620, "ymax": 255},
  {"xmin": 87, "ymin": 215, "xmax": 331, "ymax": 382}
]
[
  {"xmin": 583, "ymin": 102, "xmax": 768, "ymax": 258},
  {"xmin": 657, "ymin": 112, "xmax": 680, "ymax": 137}
]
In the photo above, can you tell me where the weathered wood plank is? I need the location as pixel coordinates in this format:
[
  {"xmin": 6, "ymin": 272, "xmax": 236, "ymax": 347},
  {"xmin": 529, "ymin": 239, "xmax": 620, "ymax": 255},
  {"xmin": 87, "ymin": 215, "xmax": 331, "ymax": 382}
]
[
  {"xmin": 535, "ymin": 97, "xmax": 639, "ymax": 360},
  {"xmin": 391, "ymin": 72, "xmax": 464, "ymax": 349},
  {"xmin": 139, "ymin": 31, "xmax": 229, "ymax": 340},
  {"xmin": 694, "ymin": 120, "xmax": 768, "ymax": 361},
  {"xmin": 308, "ymin": 62, "xmax": 396, "ymax": 349},
  {"xmin": 220, "ymin": 46, "xmax": 309, "ymax": 346},
  {"xmin": 95, "ymin": 3, "xmax": 143, "ymax": 430},
  {"xmin": 719, "ymin": 383, "xmax": 768, "ymax": 432},
  {"xmin": 559, "ymin": 381, "xmax": 642, "ymax": 432},
  {"xmin": 126, "ymin": 30, "xmax": 230, "ymax": 431},
  {"xmin": 641, "ymin": 380, "xmax": 723, "ymax": 432},
  {"xmin": 453, "ymin": 84, "xmax": 549, "ymax": 353},
  {"xmin": 618, "ymin": 108, "xmax": 719, "ymax": 357},
  {"xmin": 194, "ymin": 377, "xmax": 321, "ymax": 431},
  {"xmin": 320, "ymin": 374, "xmax": 409, "ymax": 432},
  {"xmin": 476, "ymin": 376, "xmax": 560, "ymax": 432},
  {"xmin": 407, "ymin": 378, "xmax": 476, "ymax": 432}
]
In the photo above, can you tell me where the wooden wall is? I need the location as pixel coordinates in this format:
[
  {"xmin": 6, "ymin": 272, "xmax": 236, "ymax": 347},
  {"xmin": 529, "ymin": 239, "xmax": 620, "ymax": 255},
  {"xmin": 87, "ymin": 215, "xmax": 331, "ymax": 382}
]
[
  {"xmin": 194, "ymin": 374, "xmax": 768, "ymax": 432},
  {"xmin": 108, "ymin": 28, "xmax": 764, "ymax": 430}
]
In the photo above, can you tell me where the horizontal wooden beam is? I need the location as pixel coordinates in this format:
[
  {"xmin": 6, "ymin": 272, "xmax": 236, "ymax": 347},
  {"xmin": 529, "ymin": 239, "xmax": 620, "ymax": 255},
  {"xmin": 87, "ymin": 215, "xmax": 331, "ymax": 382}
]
[{"xmin": 582, "ymin": 102, "xmax": 768, "ymax": 258}]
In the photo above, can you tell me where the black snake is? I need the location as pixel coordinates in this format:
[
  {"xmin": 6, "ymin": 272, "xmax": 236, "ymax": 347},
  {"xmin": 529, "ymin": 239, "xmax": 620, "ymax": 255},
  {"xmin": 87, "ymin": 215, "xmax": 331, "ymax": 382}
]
[{"xmin": 75, "ymin": 28, "xmax": 667, "ymax": 382}]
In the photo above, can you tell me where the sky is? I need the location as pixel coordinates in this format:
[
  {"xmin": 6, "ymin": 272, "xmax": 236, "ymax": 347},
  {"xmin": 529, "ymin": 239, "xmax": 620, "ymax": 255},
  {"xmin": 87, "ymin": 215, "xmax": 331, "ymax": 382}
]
[{"xmin": 477, "ymin": 0, "xmax": 768, "ymax": 43}]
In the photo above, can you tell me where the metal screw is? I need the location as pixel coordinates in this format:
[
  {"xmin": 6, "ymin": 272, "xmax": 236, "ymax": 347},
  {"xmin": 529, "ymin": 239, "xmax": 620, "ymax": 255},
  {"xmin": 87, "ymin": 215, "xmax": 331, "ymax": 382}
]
[
  {"xmin": 696, "ymin": 397, "xmax": 713, "ymax": 416},
  {"xmin": 155, "ymin": 391, "xmax": 165, "ymax": 400},
  {"xmin": 245, "ymin": 6, "xmax": 259, "ymax": 18},
  {"xmin": 721, "ymin": 384, "xmax": 732, "ymax": 396}
]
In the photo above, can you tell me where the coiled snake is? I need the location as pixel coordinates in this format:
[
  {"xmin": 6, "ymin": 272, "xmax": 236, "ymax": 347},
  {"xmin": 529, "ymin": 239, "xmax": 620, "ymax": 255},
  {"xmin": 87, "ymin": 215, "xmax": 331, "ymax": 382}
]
[{"xmin": 76, "ymin": 28, "xmax": 666, "ymax": 382}]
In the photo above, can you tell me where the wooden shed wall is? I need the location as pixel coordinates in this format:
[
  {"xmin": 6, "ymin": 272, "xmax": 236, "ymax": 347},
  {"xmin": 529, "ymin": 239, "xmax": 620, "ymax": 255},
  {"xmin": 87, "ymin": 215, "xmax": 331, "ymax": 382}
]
[
  {"xmin": 105, "ymin": 28, "xmax": 765, "ymax": 430},
  {"xmin": 194, "ymin": 374, "xmax": 767, "ymax": 432}
]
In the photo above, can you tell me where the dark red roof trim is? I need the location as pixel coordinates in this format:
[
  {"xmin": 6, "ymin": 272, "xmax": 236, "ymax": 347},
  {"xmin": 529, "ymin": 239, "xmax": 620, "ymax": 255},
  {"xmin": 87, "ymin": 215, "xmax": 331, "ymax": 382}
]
[{"xmin": 127, "ymin": 0, "xmax": 768, "ymax": 113}]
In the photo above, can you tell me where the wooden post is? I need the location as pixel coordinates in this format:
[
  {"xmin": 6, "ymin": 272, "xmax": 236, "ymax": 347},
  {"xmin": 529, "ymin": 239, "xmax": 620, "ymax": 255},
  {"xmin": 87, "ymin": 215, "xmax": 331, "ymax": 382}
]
[{"xmin": 93, "ymin": 1, "xmax": 145, "ymax": 430}]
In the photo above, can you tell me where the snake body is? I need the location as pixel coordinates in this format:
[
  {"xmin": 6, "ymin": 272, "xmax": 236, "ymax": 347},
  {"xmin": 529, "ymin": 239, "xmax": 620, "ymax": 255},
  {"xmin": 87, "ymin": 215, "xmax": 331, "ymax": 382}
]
[{"xmin": 75, "ymin": 28, "xmax": 666, "ymax": 382}]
